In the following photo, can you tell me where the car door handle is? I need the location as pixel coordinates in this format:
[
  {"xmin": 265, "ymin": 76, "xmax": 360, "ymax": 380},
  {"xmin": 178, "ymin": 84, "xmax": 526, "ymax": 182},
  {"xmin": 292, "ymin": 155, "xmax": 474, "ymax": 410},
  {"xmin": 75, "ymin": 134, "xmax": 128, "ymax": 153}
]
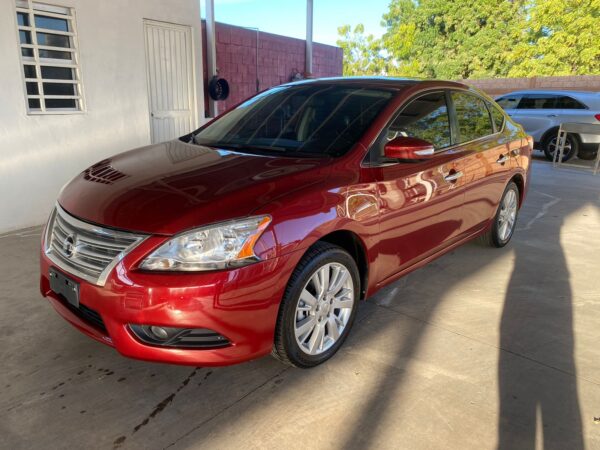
[
  {"xmin": 496, "ymin": 154, "xmax": 510, "ymax": 164},
  {"xmin": 546, "ymin": 114, "xmax": 557, "ymax": 117},
  {"xmin": 444, "ymin": 171, "xmax": 463, "ymax": 182}
]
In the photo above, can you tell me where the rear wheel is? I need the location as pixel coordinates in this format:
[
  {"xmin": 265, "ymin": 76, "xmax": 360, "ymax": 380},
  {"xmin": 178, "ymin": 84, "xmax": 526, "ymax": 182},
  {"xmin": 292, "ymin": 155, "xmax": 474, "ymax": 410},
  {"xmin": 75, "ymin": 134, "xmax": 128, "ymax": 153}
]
[
  {"xmin": 543, "ymin": 132, "xmax": 579, "ymax": 162},
  {"xmin": 479, "ymin": 181, "xmax": 519, "ymax": 248},
  {"xmin": 272, "ymin": 242, "xmax": 359, "ymax": 368}
]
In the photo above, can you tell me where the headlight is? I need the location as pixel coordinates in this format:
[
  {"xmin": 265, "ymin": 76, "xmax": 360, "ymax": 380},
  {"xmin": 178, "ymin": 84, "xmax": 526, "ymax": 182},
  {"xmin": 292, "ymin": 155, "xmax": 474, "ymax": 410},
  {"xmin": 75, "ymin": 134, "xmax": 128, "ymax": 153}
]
[{"xmin": 139, "ymin": 216, "xmax": 271, "ymax": 271}]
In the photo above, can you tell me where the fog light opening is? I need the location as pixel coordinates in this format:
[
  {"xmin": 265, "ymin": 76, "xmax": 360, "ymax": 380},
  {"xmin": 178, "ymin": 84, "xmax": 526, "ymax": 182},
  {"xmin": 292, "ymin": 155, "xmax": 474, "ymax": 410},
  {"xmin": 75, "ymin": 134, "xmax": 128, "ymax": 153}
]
[
  {"xmin": 149, "ymin": 326, "xmax": 169, "ymax": 340},
  {"xmin": 128, "ymin": 324, "xmax": 231, "ymax": 349}
]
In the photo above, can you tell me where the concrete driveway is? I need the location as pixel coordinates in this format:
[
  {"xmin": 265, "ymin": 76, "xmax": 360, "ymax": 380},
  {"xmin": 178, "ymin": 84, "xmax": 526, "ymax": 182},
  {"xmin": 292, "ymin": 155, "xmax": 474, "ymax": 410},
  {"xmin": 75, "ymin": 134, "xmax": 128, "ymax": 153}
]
[{"xmin": 1, "ymin": 161, "xmax": 599, "ymax": 450}]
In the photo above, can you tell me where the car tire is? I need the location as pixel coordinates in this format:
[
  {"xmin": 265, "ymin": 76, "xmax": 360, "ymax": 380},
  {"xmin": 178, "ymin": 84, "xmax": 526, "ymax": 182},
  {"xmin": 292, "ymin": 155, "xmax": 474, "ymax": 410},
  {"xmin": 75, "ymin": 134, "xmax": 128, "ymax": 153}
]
[
  {"xmin": 478, "ymin": 181, "xmax": 520, "ymax": 248},
  {"xmin": 272, "ymin": 242, "xmax": 360, "ymax": 368},
  {"xmin": 542, "ymin": 132, "xmax": 579, "ymax": 162},
  {"xmin": 578, "ymin": 150, "xmax": 598, "ymax": 161}
]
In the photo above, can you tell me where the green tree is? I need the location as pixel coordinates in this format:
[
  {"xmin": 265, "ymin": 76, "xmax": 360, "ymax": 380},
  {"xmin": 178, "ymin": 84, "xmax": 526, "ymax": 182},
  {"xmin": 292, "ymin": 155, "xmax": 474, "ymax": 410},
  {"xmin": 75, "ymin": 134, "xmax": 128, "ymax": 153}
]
[
  {"xmin": 507, "ymin": 0, "xmax": 600, "ymax": 76},
  {"xmin": 382, "ymin": 0, "xmax": 527, "ymax": 79},
  {"xmin": 336, "ymin": 24, "xmax": 387, "ymax": 75},
  {"xmin": 337, "ymin": 0, "xmax": 600, "ymax": 79}
]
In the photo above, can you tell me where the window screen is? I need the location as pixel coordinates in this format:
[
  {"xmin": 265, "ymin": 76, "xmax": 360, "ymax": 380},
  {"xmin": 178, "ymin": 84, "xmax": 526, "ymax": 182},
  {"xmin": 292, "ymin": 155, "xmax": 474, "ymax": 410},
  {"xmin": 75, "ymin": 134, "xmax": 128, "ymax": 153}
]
[{"xmin": 15, "ymin": 0, "xmax": 83, "ymax": 113}]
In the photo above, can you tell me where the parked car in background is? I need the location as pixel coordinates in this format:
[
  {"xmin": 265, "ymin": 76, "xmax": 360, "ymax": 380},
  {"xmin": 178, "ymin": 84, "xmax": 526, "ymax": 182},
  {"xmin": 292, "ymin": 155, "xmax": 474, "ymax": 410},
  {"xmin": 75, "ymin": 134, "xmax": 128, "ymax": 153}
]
[
  {"xmin": 40, "ymin": 78, "xmax": 532, "ymax": 368},
  {"xmin": 495, "ymin": 90, "xmax": 600, "ymax": 162}
]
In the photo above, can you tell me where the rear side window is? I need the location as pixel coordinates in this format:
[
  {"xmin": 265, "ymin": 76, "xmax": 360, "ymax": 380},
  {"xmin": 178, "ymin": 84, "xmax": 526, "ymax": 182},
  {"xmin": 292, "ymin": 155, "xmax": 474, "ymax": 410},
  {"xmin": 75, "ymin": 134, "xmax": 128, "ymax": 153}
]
[
  {"xmin": 451, "ymin": 92, "xmax": 494, "ymax": 143},
  {"xmin": 556, "ymin": 96, "xmax": 586, "ymax": 109},
  {"xmin": 488, "ymin": 103, "xmax": 505, "ymax": 132},
  {"xmin": 386, "ymin": 91, "xmax": 452, "ymax": 150},
  {"xmin": 496, "ymin": 96, "xmax": 521, "ymax": 109},
  {"xmin": 517, "ymin": 94, "xmax": 559, "ymax": 109}
]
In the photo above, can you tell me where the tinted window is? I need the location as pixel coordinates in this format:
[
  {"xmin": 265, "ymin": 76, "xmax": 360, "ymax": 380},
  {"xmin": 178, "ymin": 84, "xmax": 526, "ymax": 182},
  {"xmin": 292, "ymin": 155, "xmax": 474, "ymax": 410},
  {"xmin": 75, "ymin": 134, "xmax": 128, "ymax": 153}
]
[
  {"xmin": 452, "ymin": 92, "xmax": 494, "ymax": 143},
  {"xmin": 387, "ymin": 91, "xmax": 451, "ymax": 149},
  {"xmin": 489, "ymin": 103, "xmax": 505, "ymax": 132},
  {"xmin": 517, "ymin": 94, "xmax": 559, "ymax": 109},
  {"xmin": 556, "ymin": 96, "xmax": 586, "ymax": 109},
  {"xmin": 193, "ymin": 85, "xmax": 394, "ymax": 158},
  {"xmin": 40, "ymin": 66, "xmax": 74, "ymax": 80},
  {"xmin": 17, "ymin": 12, "xmax": 29, "ymax": 26},
  {"xmin": 496, "ymin": 96, "xmax": 521, "ymax": 109},
  {"xmin": 35, "ymin": 15, "xmax": 69, "ymax": 32},
  {"xmin": 36, "ymin": 32, "xmax": 70, "ymax": 48}
]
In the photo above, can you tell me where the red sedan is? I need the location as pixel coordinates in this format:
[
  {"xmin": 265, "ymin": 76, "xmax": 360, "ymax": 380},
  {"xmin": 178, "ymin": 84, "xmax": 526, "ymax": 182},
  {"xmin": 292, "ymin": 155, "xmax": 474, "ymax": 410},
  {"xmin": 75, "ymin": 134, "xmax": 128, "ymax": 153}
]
[{"xmin": 40, "ymin": 78, "xmax": 532, "ymax": 368}]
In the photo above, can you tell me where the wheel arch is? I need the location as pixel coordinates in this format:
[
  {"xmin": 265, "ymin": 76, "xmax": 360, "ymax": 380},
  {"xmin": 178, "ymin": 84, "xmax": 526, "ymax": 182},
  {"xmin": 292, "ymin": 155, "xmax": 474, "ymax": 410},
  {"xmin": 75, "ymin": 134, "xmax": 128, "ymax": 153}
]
[
  {"xmin": 540, "ymin": 126, "xmax": 581, "ymax": 147},
  {"xmin": 316, "ymin": 230, "xmax": 369, "ymax": 300},
  {"xmin": 509, "ymin": 173, "xmax": 525, "ymax": 208}
]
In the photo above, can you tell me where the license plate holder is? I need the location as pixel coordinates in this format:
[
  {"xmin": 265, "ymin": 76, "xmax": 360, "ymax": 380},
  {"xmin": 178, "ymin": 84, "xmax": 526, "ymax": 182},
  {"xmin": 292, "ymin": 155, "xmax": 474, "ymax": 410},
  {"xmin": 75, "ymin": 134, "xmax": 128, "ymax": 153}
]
[{"xmin": 49, "ymin": 268, "xmax": 80, "ymax": 308}]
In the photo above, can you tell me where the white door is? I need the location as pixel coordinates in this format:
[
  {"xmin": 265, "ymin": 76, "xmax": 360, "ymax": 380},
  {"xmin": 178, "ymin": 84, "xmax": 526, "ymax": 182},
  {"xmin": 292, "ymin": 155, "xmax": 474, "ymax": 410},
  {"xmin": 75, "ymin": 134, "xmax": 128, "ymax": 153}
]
[{"xmin": 144, "ymin": 20, "xmax": 196, "ymax": 143}]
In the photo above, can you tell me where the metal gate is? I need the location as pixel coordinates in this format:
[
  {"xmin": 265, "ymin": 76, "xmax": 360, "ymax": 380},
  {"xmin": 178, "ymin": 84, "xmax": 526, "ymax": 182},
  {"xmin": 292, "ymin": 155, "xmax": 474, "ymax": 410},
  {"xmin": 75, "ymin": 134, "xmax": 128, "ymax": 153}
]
[{"xmin": 143, "ymin": 20, "xmax": 196, "ymax": 143}]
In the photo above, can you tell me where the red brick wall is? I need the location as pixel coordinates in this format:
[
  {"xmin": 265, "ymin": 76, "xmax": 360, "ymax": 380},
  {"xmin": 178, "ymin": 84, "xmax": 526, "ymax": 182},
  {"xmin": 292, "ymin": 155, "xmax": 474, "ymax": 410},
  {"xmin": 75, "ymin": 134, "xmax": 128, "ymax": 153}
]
[
  {"xmin": 461, "ymin": 76, "xmax": 600, "ymax": 96},
  {"xmin": 201, "ymin": 21, "xmax": 343, "ymax": 115}
]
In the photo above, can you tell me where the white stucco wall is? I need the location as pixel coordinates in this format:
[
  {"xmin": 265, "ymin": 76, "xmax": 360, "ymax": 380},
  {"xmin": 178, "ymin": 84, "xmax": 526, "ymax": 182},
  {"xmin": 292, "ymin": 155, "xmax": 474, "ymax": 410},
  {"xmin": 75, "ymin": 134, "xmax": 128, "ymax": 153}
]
[{"xmin": 0, "ymin": 0, "xmax": 205, "ymax": 233}]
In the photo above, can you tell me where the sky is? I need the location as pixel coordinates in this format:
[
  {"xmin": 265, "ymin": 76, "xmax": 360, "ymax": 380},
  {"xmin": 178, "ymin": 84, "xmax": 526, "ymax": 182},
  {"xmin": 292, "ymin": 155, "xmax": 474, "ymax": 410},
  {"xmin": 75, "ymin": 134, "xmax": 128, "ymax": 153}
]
[{"xmin": 204, "ymin": 0, "xmax": 391, "ymax": 46}]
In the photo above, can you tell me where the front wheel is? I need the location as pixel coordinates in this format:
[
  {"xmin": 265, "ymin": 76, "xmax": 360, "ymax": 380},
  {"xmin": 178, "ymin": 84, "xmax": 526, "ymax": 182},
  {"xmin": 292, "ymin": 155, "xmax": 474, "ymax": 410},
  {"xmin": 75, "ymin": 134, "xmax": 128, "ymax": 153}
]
[
  {"xmin": 479, "ymin": 181, "xmax": 520, "ymax": 248},
  {"xmin": 272, "ymin": 242, "xmax": 359, "ymax": 368}
]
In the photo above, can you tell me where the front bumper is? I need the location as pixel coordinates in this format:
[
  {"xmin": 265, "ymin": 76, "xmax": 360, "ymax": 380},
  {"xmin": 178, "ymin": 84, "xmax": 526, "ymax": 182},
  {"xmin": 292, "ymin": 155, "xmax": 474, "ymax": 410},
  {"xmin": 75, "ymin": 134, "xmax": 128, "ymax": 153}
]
[{"xmin": 40, "ymin": 234, "xmax": 301, "ymax": 366}]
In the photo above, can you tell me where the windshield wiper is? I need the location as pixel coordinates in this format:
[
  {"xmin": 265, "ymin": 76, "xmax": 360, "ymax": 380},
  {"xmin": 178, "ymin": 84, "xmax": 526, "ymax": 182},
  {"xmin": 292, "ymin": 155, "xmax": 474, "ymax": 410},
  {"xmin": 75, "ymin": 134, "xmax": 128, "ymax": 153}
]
[{"xmin": 198, "ymin": 141, "xmax": 288, "ymax": 153}]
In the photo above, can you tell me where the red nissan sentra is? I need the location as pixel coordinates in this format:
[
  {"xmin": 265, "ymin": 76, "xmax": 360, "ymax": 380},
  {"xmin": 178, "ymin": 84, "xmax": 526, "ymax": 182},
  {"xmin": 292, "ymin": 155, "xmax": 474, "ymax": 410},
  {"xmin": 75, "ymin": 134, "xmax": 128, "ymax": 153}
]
[{"xmin": 40, "ymin": 78, "xmax": 532, "ymax": 368}]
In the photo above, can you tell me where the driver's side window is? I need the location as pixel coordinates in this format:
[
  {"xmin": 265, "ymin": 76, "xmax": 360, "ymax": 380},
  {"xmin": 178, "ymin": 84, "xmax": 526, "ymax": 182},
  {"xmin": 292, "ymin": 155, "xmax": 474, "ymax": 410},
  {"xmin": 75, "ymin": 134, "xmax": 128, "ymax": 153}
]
[{"xmin": 368, "ymin": 91, "xmax": 451, "ymax": 165}]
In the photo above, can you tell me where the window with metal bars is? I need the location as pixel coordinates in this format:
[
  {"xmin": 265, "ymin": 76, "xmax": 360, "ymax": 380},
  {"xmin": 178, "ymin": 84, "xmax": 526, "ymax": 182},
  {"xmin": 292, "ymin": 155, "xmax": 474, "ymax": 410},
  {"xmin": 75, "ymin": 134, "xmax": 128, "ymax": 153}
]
[{"xmin": 15, "ymin": 0, "xmax": 84, "ymax": 114}]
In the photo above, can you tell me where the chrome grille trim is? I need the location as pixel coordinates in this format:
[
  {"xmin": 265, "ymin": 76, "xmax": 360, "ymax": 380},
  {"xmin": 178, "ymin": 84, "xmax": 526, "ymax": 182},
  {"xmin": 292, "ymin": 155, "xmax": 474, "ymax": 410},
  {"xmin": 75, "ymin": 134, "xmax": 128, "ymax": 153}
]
[{"xmin": 44, "ymin": 204, "xmax": 147, "ymax": 286}]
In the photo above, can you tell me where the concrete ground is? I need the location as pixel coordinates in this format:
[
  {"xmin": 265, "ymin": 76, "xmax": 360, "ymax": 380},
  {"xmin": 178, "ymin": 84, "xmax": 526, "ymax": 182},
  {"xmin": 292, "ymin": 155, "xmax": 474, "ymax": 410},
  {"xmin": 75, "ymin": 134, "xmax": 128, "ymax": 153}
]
[{"xmin": 1, "ymin": 160, "xmax": 599, "ymax": 450}]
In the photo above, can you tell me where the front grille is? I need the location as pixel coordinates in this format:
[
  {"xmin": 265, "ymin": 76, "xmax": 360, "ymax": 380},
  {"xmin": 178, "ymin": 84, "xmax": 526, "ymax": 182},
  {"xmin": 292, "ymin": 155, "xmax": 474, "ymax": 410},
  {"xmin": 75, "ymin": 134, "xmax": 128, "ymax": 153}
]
[{"xmin": 45, "ymin": 205, "xmax": 146, "ymax": 286}]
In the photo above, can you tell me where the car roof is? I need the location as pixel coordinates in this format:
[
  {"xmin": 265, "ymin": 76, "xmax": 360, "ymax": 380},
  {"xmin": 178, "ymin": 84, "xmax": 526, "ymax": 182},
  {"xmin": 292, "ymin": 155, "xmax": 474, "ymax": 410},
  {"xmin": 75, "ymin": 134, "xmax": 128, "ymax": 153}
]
[
  {"xmin": 498, "ymin": 89, "xmax": 600, "ymax": 97},
  {"xmin": 282, "ymin": 76, "xmax": 470, "ymax": 91}
]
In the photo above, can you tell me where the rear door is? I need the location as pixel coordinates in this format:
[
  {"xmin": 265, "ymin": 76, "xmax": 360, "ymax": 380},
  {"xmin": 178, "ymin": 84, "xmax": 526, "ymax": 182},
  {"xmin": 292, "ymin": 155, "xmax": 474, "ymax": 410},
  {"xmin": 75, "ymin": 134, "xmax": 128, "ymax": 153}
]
[
  {"xmin": 366, "ymin": 91, "xmax": 465, "ymax": 281},
  {"xmin": 449, "ymin": 90, "xmax": 512, "ymax": 232}
]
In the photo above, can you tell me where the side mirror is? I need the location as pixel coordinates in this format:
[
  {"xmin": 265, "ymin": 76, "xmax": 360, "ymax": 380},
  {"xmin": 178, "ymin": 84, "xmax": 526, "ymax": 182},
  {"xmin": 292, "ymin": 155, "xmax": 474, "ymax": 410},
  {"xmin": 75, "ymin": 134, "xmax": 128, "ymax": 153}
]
[{"xmin": 384, "ymin": 136, "xmax": 435, "ymax": 160}]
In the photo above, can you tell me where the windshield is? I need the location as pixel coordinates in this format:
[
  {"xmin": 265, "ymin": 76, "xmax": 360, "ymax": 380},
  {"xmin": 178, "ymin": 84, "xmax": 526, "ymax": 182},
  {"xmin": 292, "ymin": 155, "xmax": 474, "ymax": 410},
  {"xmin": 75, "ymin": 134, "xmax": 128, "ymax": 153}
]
[{"xmin": 191, "ymin": 84, "xmax": 394, "ymax": 157}]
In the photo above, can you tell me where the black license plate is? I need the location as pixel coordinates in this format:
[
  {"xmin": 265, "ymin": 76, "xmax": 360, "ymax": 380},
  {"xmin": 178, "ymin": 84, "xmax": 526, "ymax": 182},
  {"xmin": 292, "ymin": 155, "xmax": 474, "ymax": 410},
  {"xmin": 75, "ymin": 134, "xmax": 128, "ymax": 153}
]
[{"xmin": 49, "ymin": 268, "xmax": 80, "ymax": 308}]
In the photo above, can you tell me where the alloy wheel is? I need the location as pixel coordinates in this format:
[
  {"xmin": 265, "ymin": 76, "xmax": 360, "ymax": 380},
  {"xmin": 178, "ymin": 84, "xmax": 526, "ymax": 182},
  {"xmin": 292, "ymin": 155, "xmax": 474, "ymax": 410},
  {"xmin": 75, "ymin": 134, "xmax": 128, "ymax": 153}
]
[
  {"xmin": 294, "ymin": 262, "xmax": 354, "ymax": 355},
  {"xmin": 548, "ymin": 136, "xmax": 572, "ymax": 159},
  {"xmin": 498, "ymin": 189, "xmax": 518, "ymax": 241}
]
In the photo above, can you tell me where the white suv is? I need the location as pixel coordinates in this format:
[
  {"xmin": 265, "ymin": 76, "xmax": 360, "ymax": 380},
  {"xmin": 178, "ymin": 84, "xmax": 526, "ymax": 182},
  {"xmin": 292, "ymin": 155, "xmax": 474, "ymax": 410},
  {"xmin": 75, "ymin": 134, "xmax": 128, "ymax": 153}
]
[{"xmin": 496, "ymin": 90, "xmax": 600, "ymax": 161}]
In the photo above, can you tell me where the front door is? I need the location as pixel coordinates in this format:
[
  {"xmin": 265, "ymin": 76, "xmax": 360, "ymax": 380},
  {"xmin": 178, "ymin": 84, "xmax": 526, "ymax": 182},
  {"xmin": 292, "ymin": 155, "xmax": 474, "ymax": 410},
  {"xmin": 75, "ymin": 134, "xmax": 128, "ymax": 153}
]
[
  {"xmin": 367, "ymin": 91, "xmax": 465, "ymax": 282},
  {"xmin": 143, "ymin": 20, "xmax": 196, "ymax": 144}
]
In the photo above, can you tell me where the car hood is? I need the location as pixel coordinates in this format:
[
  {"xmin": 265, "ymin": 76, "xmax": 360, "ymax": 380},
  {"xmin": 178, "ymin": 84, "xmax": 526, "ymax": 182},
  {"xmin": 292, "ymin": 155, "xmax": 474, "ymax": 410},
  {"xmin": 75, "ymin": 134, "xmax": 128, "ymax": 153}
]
[{"xmin": 58, "ymin": 140, "xmax": 332, "ymax": 234}]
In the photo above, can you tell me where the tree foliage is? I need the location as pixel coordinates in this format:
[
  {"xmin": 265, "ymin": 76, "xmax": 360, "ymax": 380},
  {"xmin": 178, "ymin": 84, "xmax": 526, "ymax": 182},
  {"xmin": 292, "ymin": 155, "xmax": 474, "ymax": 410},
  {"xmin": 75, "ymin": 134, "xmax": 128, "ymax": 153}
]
[
  {"xmin": 507, "ymin": 0, "xmax": 600, "ymax": 76},
  {"xmin": 336, "ymin": 24, "xmax": 387, "ymax": 75},
  {"xmin": 337, "ymin": 0, "xmax": 600, "ymax": 79}
]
